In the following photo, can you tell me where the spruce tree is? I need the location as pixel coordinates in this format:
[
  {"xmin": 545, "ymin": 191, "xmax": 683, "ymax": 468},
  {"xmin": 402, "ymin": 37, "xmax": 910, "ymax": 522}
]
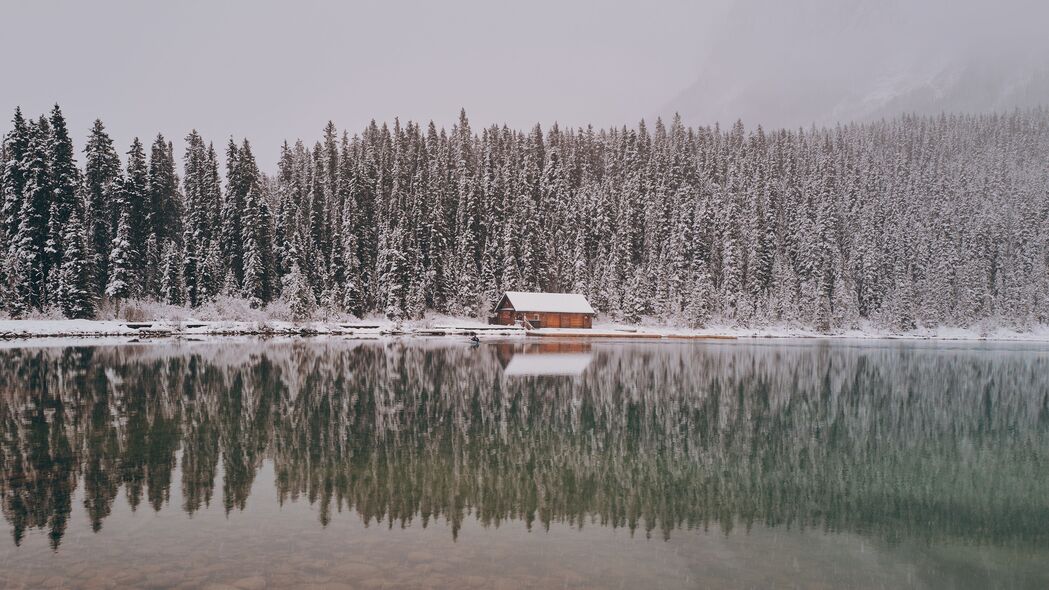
[
  {"xmin": 58, "ymin": 209, "xmax": 95, "ymax": 319},
  {"xmin": 181, "ymin": 229, "xmax": 199, "ymax": 307},
  {"xmin": 181, "ymin": 131, "xmax": 207, "ymax": 304},
  {"xmin": 106, "ymin": 207, "xmax": 134, "ymax": 302},
  {"xmin": 161, "ymin": 241, "xmax": 184, "ymax": 306},
  {"xmin": 340, "ymin": 225, "xmax": 365, "ymax": 317},
  {"xmin": 284, "ymin": 261, "xmax": 315, "ymax": 322},
  {"xmin": 222, "ymin": 138, "xmax": 260, "ymax": 289},
  {"xmin": 46, "ymin": 105, "xmax": 80, "ymax": 264},
  {"xmin": 143, "ymin": 233, "xmax": 161, "ymax": 299},
  {"xmin": 148, "ymin": 134, "xmax": 180, "ymax": 243},
  {"xmin": 123, "ymin": 138, "xmax": 149, "ymax": 284},
  {"xmin": 240, "ymin": 181, "xmax": 272, "ymax": 308},
  {"xmin": 13, "ymin": 117, "xmax": 53, "ymax": 310},
  {"xmin": 1, "ymin": 108, "xmax": 30, "ymax": 245},
  {"xmin": 83, "ymin": 119, "xmax": 122, "ymax": 295}
]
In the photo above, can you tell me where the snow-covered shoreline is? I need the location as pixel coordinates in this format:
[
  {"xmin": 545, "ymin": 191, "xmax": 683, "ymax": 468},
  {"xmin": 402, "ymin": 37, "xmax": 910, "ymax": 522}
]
[{"xmin": 2, "ymin": 318, "xmax": 1049, "ymax": 345}]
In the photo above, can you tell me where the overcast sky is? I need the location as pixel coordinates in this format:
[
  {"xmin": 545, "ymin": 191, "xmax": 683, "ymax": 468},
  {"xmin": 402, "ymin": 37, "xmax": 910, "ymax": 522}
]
[
  {"xmin": 2, "ymin": 0, "xmax": 1046, "ymax": 171},
  {"xmin": 1, "ymin": 0, "xmax": 725, "ymax": 170}
]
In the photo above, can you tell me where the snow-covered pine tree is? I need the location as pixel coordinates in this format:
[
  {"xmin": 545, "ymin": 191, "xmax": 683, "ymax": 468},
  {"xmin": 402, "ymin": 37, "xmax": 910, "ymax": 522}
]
[
  {"xmin": 142, "ymin": 233, "xmax": 162, "ymax": 299},
  {"xmin": 57, "ymin": 208, "xmax": 95, "ymax": 319},
  {"xmin": 340, "ymin": 209, "xmax": 365, "ymax": 317},
  {"xmin": 621, "ymin": 268, "xmax": 647, "ymax": 325},
  {"xmin": 161, "ymin": 241, "xmax": 184, "ymax": 305},
  {"xmin": 240, "ymin": 180, "xmax": 272, "ymax": 308},
  {"xmin": 0, "ymin": 109, "xmax": 30, "ymax": 312},
  {"xmin": 83, "ymin": 119, "xmax": 122, "ymax": 296},
  {"xmin": 305, "ymin": 142, "xmax": 328, "ymax": 292},
  {"xmin": 46, "ymin": 105, "xmax": 80, "ymax": 282},
  {"xmin": 222, "ymin": 138, "xmax": 256, "ymax": 289},
  {"xmin": 684, "ymin": 261, "xmax": 714, "ymax": 328},
  {"xmin": 180, "ymin": 131, "xmax": 207, "ymax": 304},
  {"xmin": 123, "ymin": 138, "xmax": 149, "ymax": 289},
  {"xmin": 1, "ymin": 108, "xmax": 30, "ymax": 247},
  {"xmin": 200, "ymin": 143, "xmax": 223, "ymax": 299},
  {"xmin": 106, "ymin": 207, "xmax": 134, "ymax": 302},
  {"xmin": 180, "ymin": 228, "xmax": 199, "ymax": 306},
  {"xmin": 376, "ymin": 221, "xmax": 407, "ymax": 320},
  {"xmin": 12, "ymin": 116, "xmax": 53, "ymax": 310},
  {"xmin": 273, "ymin": 140, "xmax": 297, "ymax": 280},
  {"xmin": 284, "ymin": 260, "xmax": 315, "ymax": 322},
  {"xmin": 148, "ymin": 134, "xmax": 180, "ymax": 244},
  {"xmin": 321, "ymin": 122, "xmax": 340, "ymax": 265}
]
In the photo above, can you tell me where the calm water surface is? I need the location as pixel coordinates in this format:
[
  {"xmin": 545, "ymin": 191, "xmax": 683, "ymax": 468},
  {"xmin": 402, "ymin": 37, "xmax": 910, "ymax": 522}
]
[{"xmin": 0, "ymin": 337, "xmax": 1047, "ymax": 589}]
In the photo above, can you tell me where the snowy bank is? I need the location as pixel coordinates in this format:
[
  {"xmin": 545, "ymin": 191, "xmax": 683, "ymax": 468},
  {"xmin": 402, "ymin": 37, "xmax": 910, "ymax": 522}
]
[
  {"xmin": 2, "ymin": 318, "xmax": 1049, "ymax": 344},
  {"xmin": 0, "ymin": 318, "xmax": 524, "ymax": 340}
]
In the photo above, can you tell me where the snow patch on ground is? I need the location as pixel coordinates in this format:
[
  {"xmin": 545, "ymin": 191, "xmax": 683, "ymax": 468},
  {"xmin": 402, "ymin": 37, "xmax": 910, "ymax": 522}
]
[{"xmin": 2, "ymin": 316, "xmax": 1049, "ymax": 344}]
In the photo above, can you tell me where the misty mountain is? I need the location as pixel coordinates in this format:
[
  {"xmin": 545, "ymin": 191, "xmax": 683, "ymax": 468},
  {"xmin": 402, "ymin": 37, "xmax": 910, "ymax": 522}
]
[{"xmin": 663, "ymin": 0, "xmax": 1049, "ymax": 129}]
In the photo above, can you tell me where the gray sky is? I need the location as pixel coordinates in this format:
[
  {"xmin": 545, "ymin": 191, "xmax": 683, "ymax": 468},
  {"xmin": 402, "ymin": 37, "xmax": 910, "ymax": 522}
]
[
  {"xmin": 667, "ymin": 0, "xmax": 1049, "ymax": 129},
  {"xmin": 2, "ymin": 0, "xmax": 1046, "ymax": 171},
  {"xmin": 1, "ymin": 0, "xmax": 725, "ymax": 170}
]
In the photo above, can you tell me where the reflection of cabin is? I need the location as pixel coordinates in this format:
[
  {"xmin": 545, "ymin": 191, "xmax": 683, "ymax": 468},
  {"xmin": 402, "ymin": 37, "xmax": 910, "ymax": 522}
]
[
  {"xmin": 495, "ymin": 341, "xmax": 593, "ymax": 368},
  {"xmin": 490, "ymin": 292, "xmax": 596, "ymax": 329},
  {"xmin": 503, "ymin": 353, "xmax": 593, "ymax": 377},
  {"xmin": 495, "ymin": 341, "xmax": 595, "ymax": 377}
]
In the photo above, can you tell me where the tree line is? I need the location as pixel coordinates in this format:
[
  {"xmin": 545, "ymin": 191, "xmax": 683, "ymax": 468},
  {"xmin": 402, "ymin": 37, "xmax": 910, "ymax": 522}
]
[{"xmin": 2, "ymin": 105, "xmax": 1048, "ymax": 328}]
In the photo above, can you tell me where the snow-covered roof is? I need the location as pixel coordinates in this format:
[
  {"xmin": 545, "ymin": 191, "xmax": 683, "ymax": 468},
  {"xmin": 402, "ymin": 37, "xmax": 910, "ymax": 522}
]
[
  {"xmin": 503, "ymin": 353, "xmax": 593, "ymax": 377},
  {"xmin": 501, "ymin": 292, "xmax": 596, "ymax": 314}
]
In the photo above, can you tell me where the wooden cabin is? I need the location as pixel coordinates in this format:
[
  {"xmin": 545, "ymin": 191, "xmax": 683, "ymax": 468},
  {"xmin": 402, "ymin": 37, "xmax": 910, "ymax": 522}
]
[{"xmin": 490, "ymin": 291, "xmax": 596, "ymax": 329}]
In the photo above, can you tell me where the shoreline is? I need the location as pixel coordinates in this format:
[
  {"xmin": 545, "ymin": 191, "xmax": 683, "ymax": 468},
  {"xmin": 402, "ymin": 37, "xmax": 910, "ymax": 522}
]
[{"xmin": 2, "ymin": 319, "xmax": 1049, "ymax": 345}]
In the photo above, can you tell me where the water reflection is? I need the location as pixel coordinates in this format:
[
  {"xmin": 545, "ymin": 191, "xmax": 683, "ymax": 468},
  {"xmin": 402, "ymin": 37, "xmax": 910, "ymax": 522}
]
[
  {"xmin": 0, "ymin": 339, "xmax": 1047, "ymax": 553},
  {"xmin": 498, "ymin": 341, "xmax": 594, "ymax": 377}
]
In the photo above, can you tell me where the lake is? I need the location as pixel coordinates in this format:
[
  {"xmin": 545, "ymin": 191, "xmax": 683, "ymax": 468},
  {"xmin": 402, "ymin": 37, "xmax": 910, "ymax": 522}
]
[{"xmin": 0, "ymin": 337, "xmax": 1047, "ymax": 589}]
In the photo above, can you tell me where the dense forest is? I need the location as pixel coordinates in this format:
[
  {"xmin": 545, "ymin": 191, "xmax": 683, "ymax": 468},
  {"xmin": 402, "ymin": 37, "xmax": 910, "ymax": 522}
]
[{"xmin": 2, "ymin": 105, "xmax": 1048, "ymax": 329}]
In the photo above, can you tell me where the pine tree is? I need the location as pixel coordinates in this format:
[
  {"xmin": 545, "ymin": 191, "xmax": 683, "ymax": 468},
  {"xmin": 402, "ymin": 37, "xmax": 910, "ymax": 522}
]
[
  {"xmin": 0, "ymin": 111, "xmax": 29, "ymax": 315},
  {"xmin": 196, "ymin": 143, "xmax": 224, "ymax": 300},
  {"xmin": 181, "ymin": 229, "xmax": 199, "ymax": 307},
  {"xmin": 340, "ymin": 224, "xmax": 365, "ymax": 317},
  {"xmin": 161, "ymin": 242, "xmax": 184, "ymax": 305},
  {"xmin": 284, "ymin": 261, "xmax": 315, "ymax": 322},
  {"xmin": 83, "ymin": 119, "xmax": 122, "ymax": 295},
  {"xmin": 273, "ymin": 140, "xmax": 300, "ymax": 280},
  {"xmin": 13, "ymin": 117, "xmax": 53, "ymax": 310},
  {"xmin": 376, "ymin": 222, "xmax": 407, "ymax": 319},
  {"xmin": 684, "ymin": 263, "xmax": 714, "ymax": 329},
  {"xmin": 123, "ymin": 138, "xmax": 149, "ymax": 289},
  {"xmin": 148, "ymin": 134, "xmax": 180, "ymax": 243},
  {"xmin": 621, "ymin": 269, "xmax": 646, "ymax": 325},
  {"xmin": 240, "ymin": 181, "xmax": 272, "ymax": 308},
  {"xmin": 106, "ymin": 207, "xmax": 134, "ymax": 302},
  {"xmin": 221, "ymin": 139, "xmax": 248, "ymax": 287},
  {"xmin": 1, "ymin": 108, "xmax": 30, "ymax": 246},
  {"xmin": 143, "ymin": 233, "xmax": 162, "ymax": 299},
  {"xmin": 57, "ymin": 209, "xmax": 95, "ymax": 319},
  {"xmin": 180, "ymin": 131, "xmax": 208, "ymax": 304},
  {"xmin": 46, "ymin": 105, "xmax": 80, "ymax": 278}
]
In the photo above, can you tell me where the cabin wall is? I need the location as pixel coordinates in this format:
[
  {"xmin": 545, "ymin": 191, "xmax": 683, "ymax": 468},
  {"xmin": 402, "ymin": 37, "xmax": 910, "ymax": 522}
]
[
  {"xmin": 491, "ymin": 299, "xmax": 594, "ymax": 329},
  {"xmin": 509, "ymin": 311, "xmax": 592, "ymax": 328}
]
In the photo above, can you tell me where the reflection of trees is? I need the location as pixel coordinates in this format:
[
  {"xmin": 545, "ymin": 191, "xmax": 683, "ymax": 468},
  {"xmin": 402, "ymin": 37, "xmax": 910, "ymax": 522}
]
[{"xmin": 1, "ymin": 340, "xmax": 1047, "ymax": 549}]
